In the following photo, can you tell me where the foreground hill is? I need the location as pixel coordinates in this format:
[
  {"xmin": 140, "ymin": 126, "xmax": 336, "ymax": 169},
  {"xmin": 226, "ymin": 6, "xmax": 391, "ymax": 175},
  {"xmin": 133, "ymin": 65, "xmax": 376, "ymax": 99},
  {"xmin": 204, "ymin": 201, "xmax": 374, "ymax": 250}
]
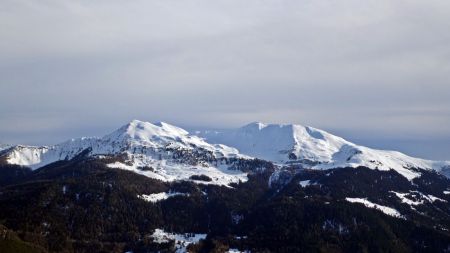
[{"xmin": 0, "ymin": 159, "xmax": 449, "ymax": 252}]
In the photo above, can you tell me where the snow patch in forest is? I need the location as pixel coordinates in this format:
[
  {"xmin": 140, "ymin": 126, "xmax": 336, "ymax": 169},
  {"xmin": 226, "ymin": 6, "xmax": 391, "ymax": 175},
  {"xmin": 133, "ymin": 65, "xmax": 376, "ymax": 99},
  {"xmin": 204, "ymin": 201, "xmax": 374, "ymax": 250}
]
[
  {"xmin": 299, "ymin": 180, "xmax": 320, "ymax": 188},
  {"xmin": 391, "ymin": 191, "xmax": 447, "ymax": 207},
  {"xmin": 138, "ymin": 192, "xmax": 189, "ymax": 203},
  {"xmin": 151, "ymin": 229, "xmax": 206, "ymax": 253},
  {"xmin": 227, "ymin": 249, "xmax": 251, "ymax": 253},
  {"xmin": 345, "ymin": 197, "xmax": 404, "ymax": 219}
]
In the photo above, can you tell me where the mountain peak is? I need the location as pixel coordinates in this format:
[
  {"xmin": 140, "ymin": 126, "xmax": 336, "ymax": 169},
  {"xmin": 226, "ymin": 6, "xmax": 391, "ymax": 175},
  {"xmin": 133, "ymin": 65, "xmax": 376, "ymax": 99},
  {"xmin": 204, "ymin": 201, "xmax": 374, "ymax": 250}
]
[
  {"xmin": 242, "ymin": 122, "xmax": 303, "ymax": 129},
  {"xmin": 242, "ymin": 122, "xmax": 268, "ymax": 130},
  {"xmin": 241, "ymin": 122, "xmax": 323, "ymax": 137},
  {"xmin": 199, "ymin": 122, "xmax": 450, "ymax": 180},
  {"xmin": 1, "ymin": 120, "xmax": 249, "ymax": 185},
  {"xmin": 106, "ymin": 120, "xmax": 189, "ymax": 145}
]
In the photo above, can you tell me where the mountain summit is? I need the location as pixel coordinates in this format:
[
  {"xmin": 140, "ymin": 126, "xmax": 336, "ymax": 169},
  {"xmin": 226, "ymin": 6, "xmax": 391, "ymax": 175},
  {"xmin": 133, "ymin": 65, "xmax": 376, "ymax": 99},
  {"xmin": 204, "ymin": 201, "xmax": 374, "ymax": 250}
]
[
  {"xmin": 200, "ymin": 122, "xmax": 450, "ymax": 180},
  {"xmin": 0, "ymin": 120, "xmax": 256, "ymax": 186}
]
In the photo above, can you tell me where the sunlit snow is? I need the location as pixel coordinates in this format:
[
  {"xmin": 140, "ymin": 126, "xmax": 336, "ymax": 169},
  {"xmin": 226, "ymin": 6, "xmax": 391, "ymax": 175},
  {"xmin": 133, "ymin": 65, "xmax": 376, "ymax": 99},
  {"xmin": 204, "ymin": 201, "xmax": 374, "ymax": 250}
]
[
  {"xmin": 4, "ymin": 120, "xmax": 450, "ymax": 182},
  {"xmin": 151, "ymin": 229, "xmax": 206, "ymax": 253},
  {"xmin": 345, "ymin": 197, "xmax": 404, "ymax": 219},
  {"xmin": 137, "ymin": 192, "xmax": 189, "ymax": 203},
  {"xmin": 5, "ymin": 120, "xmax": 249, "ymax": 186},
  {"xmin": 200, "ymin": 122, "xmax": 450, "ymax": 180},
  {"xmin": 391, "ymin": 191, "xmax": 447, "ymax": 207}
]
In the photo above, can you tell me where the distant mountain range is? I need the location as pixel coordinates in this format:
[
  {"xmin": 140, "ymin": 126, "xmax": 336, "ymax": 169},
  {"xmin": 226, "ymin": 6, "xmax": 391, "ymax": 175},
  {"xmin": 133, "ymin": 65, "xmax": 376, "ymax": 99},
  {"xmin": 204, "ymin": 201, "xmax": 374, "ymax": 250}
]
[{"xmin": 2, "ymin": 120, "xmax": 449, "ymax": 183}]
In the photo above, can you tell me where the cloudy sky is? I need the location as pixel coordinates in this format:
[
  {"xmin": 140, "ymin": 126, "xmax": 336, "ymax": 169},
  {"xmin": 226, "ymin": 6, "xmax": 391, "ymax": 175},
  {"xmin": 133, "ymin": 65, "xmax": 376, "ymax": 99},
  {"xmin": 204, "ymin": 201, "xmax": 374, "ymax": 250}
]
[{"xmin": 1, "ymin": 0, "xmax": 449, "ymax": 160}]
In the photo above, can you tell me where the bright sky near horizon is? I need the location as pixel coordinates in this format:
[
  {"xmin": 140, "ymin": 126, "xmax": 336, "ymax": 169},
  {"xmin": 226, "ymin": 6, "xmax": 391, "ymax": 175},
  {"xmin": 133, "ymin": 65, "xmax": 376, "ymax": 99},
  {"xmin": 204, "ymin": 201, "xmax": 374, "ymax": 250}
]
[{"xmin": 1, "ymin": 0, "xmax": 449, "ymax": 160}]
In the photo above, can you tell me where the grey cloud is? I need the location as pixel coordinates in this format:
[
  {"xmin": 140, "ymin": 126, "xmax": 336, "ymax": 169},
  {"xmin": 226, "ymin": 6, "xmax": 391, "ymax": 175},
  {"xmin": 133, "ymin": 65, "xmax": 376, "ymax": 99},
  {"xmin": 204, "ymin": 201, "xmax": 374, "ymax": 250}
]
[{"xmin": 1, "ymin": 0, "xmax": 450, "ymax": 159}]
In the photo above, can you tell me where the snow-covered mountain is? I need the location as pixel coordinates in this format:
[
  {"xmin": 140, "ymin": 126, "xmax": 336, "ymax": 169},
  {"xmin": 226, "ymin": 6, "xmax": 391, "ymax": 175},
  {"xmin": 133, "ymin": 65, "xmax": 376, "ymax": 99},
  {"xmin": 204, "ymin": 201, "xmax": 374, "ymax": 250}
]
[
  {"xmin": 0, "ymin": 120, "xmax": 253, "ymax": 186},
  {"xmin": 2, "ymin": 120, "xmax": 450, "ymax": 183},
  {"xmin": 199, "ymin": 122, "xmax": 450, "ymax": 180},
  {"xmin": 2, "ymin": 121, "xmax": 450, "ymax": 253}
]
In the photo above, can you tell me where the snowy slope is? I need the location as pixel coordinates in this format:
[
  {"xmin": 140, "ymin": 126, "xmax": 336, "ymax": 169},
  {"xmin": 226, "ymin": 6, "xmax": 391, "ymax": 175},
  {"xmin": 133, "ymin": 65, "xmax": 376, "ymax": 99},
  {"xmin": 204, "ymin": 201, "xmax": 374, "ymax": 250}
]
[
  {"xmin": 199, "ymin": 122, "xmax": 450, "ymax": 180},
  {"xmin": 345, "ymin": 198, "xmax": 404, "ymax": 219},
  {"xmin": 2, "ymin": 120, "xmax": 250, "ymax": 185}
]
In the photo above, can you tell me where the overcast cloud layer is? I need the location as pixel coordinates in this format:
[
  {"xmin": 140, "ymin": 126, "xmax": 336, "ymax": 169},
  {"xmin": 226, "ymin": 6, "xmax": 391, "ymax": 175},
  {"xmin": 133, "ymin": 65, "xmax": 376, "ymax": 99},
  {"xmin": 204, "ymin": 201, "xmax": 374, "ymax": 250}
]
[{"xmin": 1, "ymin": 0, "xmax": 449, "ymax": 160}]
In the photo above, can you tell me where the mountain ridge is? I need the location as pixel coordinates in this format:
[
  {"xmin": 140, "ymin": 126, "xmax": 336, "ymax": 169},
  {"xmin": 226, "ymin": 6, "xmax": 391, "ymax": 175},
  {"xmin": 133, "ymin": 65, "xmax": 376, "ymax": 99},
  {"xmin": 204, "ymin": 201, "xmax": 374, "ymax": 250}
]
[
  {"xmin": 200, "ymin": 121, "xmax": 450, "ymax": 180},
  {"xmin": 1, "ymin": 120, "xmax": 260, "ymax": 186},
  {"xmin": 2, "ymin": 120, "xmax": 450, "ymax": 183}
]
